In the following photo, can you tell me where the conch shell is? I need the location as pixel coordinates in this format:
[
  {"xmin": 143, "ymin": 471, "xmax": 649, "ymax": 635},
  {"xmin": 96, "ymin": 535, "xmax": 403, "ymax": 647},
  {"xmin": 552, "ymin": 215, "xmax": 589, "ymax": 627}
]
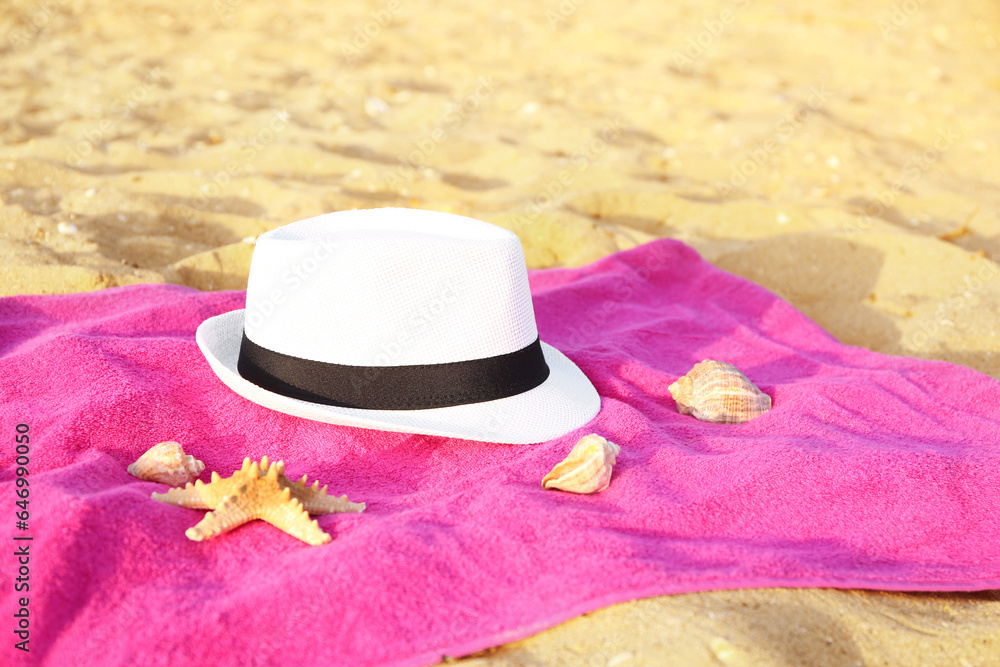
[
  {"xmin": 542, "ymin": 434, "xmax": 620, "ymax": 494},
  {"xmin": 668, "ymin": 360, "xmax": 771, "ymax": 423},
  {"xmin": 128, "ymin": 441, "xmax": 205, "ymax": 487}
]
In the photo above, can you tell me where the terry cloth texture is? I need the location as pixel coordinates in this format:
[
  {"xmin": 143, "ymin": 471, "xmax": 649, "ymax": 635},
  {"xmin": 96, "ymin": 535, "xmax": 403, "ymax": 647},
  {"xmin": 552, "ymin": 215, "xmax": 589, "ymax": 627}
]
[{"xmin": 1, "ymin": 239, "xmax": 998, "ymax": 667}]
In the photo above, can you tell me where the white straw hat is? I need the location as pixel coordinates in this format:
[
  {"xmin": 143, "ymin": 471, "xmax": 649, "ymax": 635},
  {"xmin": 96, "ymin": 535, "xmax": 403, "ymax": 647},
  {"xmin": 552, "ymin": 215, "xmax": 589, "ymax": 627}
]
[{"xmin": 195, "ymin": 208, "xmax": 601, "ymax": 444}]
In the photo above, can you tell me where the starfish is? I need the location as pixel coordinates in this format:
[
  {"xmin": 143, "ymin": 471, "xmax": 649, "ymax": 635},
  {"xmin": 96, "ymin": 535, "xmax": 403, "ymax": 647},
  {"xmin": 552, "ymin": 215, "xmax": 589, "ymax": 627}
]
[{"xmin": 152, "ymin": 456, "xmax": 365, "ymax": 546}]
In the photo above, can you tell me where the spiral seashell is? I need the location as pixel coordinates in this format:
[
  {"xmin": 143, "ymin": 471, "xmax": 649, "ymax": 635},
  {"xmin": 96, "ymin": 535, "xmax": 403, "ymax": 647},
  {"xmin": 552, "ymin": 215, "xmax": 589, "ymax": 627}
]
[
  {"xmin": 668, "ymin": 360, "xmax": 771, "ymax": 424},
  {"xmin": 128, "ymin": 441, "xmax": 205, "ymax": 487},
  {"xmin": 542, "ymin": 434, "xmax": 620, "ymax": 494}
]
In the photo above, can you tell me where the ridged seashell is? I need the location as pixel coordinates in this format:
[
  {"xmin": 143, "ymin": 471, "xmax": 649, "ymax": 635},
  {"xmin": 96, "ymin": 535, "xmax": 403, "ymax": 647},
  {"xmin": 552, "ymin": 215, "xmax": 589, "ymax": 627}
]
[
  {"xmin": 542, "ymin": 434, "xmax": 620, "ymax": 494},
  {"xmin": 128, "ymin": 441, "xmax": 205, "ymax": 487},
  {"xmin": 668, "ymin": 360, "xmax": 771, "ymax": 423}
]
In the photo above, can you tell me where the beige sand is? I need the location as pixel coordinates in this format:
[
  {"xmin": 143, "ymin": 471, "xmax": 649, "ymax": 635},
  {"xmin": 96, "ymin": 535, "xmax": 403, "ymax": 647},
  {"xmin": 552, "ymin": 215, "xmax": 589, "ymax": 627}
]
[{"xmin": 2, "ymin": 0, "xmax": 998, "ymax": 663}]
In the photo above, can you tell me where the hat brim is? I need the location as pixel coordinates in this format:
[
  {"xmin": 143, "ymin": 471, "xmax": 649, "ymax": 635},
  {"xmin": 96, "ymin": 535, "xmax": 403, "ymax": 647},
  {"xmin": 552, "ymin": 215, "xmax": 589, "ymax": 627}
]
[{"xmin": 196, "ymin": 310, "xmax": 601, "ymax": 444}]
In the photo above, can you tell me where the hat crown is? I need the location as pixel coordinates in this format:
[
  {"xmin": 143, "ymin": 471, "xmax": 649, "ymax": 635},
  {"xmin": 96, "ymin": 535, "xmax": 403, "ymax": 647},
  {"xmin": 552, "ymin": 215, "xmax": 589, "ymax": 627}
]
[{"xmin": 243, "ymin": 209, "xmax": 538, "ymax": 367}]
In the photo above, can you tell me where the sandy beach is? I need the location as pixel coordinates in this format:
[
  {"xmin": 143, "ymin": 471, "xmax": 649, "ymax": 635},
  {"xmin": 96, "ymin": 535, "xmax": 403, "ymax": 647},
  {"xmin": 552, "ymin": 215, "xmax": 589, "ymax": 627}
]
[{"xmin": 2, "ymin": 0, "xmax": 999, "ymax": 663}]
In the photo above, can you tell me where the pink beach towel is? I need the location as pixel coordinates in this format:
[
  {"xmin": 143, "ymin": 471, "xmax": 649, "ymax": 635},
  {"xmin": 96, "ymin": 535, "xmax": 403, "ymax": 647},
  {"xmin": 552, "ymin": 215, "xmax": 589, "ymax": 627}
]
[{"xmin": 2, "ymin": 239, "xmax": 999, "ymax": 666}]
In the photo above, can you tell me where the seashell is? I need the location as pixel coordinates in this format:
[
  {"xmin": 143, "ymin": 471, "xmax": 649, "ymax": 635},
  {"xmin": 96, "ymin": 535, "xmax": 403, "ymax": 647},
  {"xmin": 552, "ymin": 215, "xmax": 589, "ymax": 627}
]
[
  {"xmin": 542, "ymin": 434, "xmax": 620, "ymax": 494},
  {"xmin": 668, "ymin": 360, "xmax": 771, "ymax": 423},
  {"xmin": 153, "ymin": 456, "xmax": 365, "ymax": 546},
  {"xmin": 128, "ymin": 441, "xmax": 205, "ymax": 487}
]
